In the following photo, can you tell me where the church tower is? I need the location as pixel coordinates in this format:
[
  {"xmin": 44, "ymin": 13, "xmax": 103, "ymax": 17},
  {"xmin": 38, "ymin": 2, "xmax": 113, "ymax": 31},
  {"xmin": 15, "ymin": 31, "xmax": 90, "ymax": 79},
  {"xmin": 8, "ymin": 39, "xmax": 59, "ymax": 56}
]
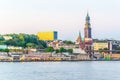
[
  {"xmin": 84, "ymin": 12, "xmax": 92, "ymax": 38},
  {"xmin": 76, "ymin": 31, "xmax": 82, "ymax": 44},
  {"xmin": 84, "ymin": 12, "xmax": 92, "ymax": 52}
]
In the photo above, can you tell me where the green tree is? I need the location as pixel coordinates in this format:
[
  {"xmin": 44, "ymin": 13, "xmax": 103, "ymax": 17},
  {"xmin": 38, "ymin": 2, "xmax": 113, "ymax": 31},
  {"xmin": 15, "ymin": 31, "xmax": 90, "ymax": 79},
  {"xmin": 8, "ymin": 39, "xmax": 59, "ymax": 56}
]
[
  {"xmin": 103, "ymin": 48, "xmax": 108, "ymax": 50},
  {"xmin": 4, "ymin": 49, "xmax": 9, "ymax": 53},
  {"xmin": 19, "ymin": 34, "xmax": 24, "ymax": 42},
  {"xmin": 45, "ymin": 47, "xmax": 54, "ymax": 57},
  {"xmin": 45, "ymin": 47, "xmax": 54, "ymax": 52},
  {"xmin": 0, "ymin": 49, "xmax": 4, "ymax": 52},
  {"xmin": 55, "ymin": 49, "xmax": 59, "ymax": 54},
  {"xmin": 2, "ymin": 34, "xmax": 47, "ymax": 49},
  {"xmin": 0, "ymin": 49, "xmax": 9, "ymax": 53},
  {"xmin": 0, "ymin": 36, "xmax": 4, "ymax": 41},
  {"xmin": 59, "ymin": 47, "xmax": 66, "ymax": 53},
  {"xmin": 115, "ymin": 47, "xmax": 120, "ymax": 50},
  {"xmin": 68, "ymin": 49, "xmax": 73, "ymax": 54},
  {"xmin": 26, "ymin": 43, "xmax": 36, "ymax": 48},
  {"xmin": 99, "ymin": 48, "xmax": 108, "ymax": 50},
  {"xmin": 63, "ymin": 40, "xmax": 74, "ymax": 45},
  {"xmin": 59, "ymin": 47, "xmax": 67, "ymax": 56}
]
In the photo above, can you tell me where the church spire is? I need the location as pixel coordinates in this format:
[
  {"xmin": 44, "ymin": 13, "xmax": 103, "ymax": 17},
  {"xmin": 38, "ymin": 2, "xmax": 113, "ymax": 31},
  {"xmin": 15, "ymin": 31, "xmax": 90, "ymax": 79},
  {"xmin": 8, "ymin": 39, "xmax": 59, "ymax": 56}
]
[
  {"xmin": 86, "ymin": 12, "xmax": 90, "ymax": 24},
  {"xmin": 76, "ymin": 31, "xmax": 82, "ymax": 44},
  {"xmin": 79, "ymin": 30, "xmax": 81, "ymax": 37},
  {"xmin": 84, "ymin": 12, "xmax": 92, "ymax": 38},
  {"xmin": 85, "ymin": 12, "xmax": 91, "ymax": 28}
]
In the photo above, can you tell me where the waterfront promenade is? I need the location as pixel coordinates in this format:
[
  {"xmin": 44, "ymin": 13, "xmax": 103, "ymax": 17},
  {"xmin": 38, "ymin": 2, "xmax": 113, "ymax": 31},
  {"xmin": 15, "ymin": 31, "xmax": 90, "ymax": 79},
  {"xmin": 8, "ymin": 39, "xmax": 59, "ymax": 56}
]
[{"xmin": 1, "ymin": 51, "xmax": 120, "ymax": 62}]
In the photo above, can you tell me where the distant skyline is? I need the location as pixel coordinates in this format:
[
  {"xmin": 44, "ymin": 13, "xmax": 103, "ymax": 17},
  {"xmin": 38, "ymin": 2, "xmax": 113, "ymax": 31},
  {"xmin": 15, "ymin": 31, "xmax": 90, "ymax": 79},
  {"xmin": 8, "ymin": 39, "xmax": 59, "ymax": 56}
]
[{"xmin": 0, "ymin": 0, "xmax": 120, "ymax": 41}]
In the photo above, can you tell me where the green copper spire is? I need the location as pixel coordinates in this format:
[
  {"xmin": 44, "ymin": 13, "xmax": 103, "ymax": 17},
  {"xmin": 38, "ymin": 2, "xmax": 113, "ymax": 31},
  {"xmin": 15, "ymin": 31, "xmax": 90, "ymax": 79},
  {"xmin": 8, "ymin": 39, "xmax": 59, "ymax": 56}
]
[
  {"xmin": 84, "ymin": 12, "xmax": 92, "ymax": 38},
  {"xmin": 86, "ymin": 12, "xmax": 90, "ymax": 21},
  {"xmin": 79, "ymin": 30, "xmax": 81, "ymax": 37},
  {"xmin": 85, "ymin": 12, "xmax": 91, "ymax": 28}
]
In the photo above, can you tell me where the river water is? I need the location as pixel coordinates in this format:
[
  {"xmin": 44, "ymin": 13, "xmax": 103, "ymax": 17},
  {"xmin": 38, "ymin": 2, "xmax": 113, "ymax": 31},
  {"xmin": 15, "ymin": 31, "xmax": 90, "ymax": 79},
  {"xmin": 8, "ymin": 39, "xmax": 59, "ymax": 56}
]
[{"xmin": 0, "ymin": 61, "xmax": 120, "ymax": 80}]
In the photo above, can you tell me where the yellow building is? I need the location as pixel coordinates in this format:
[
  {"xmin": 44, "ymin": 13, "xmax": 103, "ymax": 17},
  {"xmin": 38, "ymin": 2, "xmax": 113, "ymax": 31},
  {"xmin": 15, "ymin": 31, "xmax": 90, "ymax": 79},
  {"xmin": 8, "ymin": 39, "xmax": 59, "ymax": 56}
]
[
  {"xmin": 93, "ymin": 42, "xmax": 108, "ymax": 50},
  {"xmin": 37, "ymin": 31, "xmax": 58, "ymax": 41}
]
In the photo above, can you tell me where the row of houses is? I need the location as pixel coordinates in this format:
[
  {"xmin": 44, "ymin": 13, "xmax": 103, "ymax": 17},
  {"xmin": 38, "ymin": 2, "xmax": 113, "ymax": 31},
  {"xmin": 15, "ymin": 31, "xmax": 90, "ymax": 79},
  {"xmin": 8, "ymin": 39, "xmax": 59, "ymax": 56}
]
[{"xmin": 0, "ymin": 45, "xmax": 22, "ymax": 50}]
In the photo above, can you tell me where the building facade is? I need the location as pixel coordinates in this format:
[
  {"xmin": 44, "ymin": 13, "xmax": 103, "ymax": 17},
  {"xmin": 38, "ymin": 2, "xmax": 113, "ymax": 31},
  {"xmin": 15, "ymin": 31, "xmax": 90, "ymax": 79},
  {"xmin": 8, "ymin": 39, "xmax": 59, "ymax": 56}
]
[
  {"xmin": 37, "ymin": 31, "xmax": 58, "ymax": 41},
  {"xmin": 93, "ymin": 42, "xmax": 108, "ymax": 50}
]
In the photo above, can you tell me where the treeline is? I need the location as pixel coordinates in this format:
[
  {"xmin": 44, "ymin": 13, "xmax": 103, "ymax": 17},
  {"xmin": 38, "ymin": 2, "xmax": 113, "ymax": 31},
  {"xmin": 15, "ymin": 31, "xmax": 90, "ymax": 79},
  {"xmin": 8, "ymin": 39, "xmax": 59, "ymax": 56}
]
[
  {"xmin": 63, "ymin": 40, "xmax": 74, "ymax": 45},
  {"xmin": 45, "ymin": 47, "xmax": 73, "ymax": 54},
  {"xmin": 0, "ymin": 34, "xmax": 47, "ymax": 49}
]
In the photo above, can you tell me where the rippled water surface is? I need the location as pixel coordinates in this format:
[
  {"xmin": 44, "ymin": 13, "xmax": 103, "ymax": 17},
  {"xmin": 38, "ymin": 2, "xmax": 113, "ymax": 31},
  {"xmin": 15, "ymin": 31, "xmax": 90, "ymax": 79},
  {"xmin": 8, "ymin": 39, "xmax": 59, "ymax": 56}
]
[{"xmin": 0, "ymin": 61, "xmax": 120, "ymax": 80}]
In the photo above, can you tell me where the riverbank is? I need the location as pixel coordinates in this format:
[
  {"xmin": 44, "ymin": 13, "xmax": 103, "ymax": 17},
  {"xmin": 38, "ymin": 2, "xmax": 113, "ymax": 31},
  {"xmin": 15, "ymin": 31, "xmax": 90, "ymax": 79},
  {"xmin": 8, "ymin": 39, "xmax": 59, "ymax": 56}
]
[{"xmin": 0, "ymin": 59, "xmax": 120, "ymax": 62}]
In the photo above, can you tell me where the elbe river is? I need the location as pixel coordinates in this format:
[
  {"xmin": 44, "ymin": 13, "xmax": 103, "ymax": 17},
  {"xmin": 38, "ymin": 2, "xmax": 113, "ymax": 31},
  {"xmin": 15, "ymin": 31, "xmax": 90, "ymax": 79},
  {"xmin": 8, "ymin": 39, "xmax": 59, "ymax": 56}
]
[{"xmin": 0, "ymin": 61, "xmax": 120, "ymax": 80}]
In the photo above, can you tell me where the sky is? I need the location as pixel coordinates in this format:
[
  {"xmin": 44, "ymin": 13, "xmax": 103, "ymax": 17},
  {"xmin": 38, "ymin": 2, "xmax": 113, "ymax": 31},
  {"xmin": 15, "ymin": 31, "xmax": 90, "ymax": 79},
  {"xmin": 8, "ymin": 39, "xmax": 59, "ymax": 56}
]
[{"xmin": 0, "ymin": 0, "xmax": 120, "ymax": 41}]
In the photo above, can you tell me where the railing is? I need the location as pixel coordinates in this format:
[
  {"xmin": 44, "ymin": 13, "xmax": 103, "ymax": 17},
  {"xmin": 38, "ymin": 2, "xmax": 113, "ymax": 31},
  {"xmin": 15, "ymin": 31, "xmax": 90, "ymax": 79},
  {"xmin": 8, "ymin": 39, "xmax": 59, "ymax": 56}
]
[{"xmin": 86, "ymin": 50, "xmax": 120, "ymax": 53}]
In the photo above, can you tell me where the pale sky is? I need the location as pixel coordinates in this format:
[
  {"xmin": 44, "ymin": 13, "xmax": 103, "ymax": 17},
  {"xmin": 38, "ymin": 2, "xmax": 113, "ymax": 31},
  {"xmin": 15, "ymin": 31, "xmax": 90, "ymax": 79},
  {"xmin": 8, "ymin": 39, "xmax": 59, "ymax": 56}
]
[{"xmin": 0, "ymin": 0, "xmax": 120, "ymax": 41}]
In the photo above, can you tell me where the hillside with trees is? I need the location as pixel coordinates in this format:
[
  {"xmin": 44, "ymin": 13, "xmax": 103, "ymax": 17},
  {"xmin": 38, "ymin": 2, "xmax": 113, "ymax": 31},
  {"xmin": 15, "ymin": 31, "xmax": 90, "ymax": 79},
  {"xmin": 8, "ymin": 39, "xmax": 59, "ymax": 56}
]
[{"xmin": 0, "ymin": 34, "xmax": 47, "ymax": 49}]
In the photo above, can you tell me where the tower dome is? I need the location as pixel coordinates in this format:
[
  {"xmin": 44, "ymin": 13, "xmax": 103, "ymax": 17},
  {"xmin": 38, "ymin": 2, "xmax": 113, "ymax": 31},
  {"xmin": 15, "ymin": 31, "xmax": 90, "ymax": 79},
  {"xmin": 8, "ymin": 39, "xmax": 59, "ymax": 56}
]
[
  {"xmin": 86, "ymin": 13, "xmax": 90, "ymax": 21},
  {"xmin": 84, "ymin": 12, "xmax": 92, "ymax": 38}
]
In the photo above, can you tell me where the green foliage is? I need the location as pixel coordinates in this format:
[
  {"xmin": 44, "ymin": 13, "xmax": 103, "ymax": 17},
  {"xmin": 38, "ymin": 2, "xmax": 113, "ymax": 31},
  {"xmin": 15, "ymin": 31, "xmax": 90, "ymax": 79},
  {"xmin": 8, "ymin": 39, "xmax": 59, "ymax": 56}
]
[
  {"xmin": 0, "ymin": 36, "xmax": 4, "ymax": 41},
  {"xmin": 99, "ymin": 48, "xmax": 108, "ymax": 50},
  {"xmin": 45, "ymin": 47, "xmax": 54, "ymax": 52},
  {"xmin": 59, "ymin": 47, "xmax": 67, "ymax": 53},
  {"xmin": 105, "ymin": 56, "xmax": 111, "ymax": 61},
  {"xmin": 115, "ymin": 47, "xmax": 120, "ymax": 50},
  {"xmin": 0, "ymin": 48, "xmax": 9, "ymax": 52},
  {"xmin": 26, "ymin": 43, "xmax": 36, "ymax": 48},
  {"xmin": 0, "ymin": 34, "xmax": 47, "ymax": 49},
  {"xmin": 75, "ymin": 46, "xmax": 79, "ymax": 48},
  {"xmin": 4, "ymin": 48, "xmax": 9, "ymax": 52},
  {"xmin": 63, "ymin": 40, "xmax": 74, "ymax": 45},
  {"xmin": 99, "ymin": 48, "xmax": 102, "ymax": 50},
  {"xmin": 55, "ymin": 49, "xmax": 59, "ymax": 53},
  {"xmin": 103, "ymin": 48, "xmax": 108, "ymax": 50},
  {"xmin": 68, "ymin": 49, "xmax": 73, "ymax": 54}
]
